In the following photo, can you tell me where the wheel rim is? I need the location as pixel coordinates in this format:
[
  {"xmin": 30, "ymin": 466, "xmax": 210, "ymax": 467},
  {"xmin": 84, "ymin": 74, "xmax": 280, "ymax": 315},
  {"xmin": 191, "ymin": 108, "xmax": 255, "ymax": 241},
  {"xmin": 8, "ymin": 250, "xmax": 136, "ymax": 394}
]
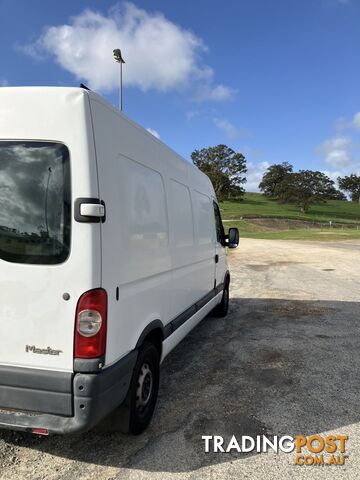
[{"xmin": 136, "ymin": 362, "xmax": 153, "ymax": 410}]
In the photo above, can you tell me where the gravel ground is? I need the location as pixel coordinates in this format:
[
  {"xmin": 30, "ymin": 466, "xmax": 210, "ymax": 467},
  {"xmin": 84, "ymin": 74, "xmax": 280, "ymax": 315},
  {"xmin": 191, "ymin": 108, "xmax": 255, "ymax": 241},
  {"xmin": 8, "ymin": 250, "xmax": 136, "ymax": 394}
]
[{"xmin": 1, "ymin": 238, "xmax": 360, "ymax": 480}]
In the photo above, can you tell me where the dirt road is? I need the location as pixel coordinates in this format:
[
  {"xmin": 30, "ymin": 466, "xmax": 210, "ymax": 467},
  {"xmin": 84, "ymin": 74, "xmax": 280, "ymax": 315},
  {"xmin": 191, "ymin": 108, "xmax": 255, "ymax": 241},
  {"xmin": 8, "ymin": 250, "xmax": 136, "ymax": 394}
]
[{"xmin": 1, "ymin": 239, "xmax": 360, "ymax": 479}]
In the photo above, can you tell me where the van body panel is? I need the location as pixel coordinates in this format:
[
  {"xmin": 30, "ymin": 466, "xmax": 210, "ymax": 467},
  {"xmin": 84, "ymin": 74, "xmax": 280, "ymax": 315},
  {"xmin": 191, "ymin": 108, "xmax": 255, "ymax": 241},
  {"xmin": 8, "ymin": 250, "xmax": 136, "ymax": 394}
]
[
  {"xmin": 0, "ymin": 364, "xmax": 73, "ymax": 415},
  {"xmin": 0, "ymin": 87, "xmax": 231, "ymax": 433},
  {"xmin": 161, "ymin": 291, "xmax": 223, "ymax": 360},
  {"xmin": 0, "ymin": 88, "xmax": 101, "ymax": 372},
  {"xmin": 213, "ymin": 200, "xmax": 228, "ymax": 288},
  {"xmin": 0, "ymin": 350, "xmax": 137, "ymax": 433},
  {"xmin": 89, "ymin": 99, "xmax": 172, "ymax": 366},
  {"xmin": 191, "ymin": 190, "xmax": 217, "ymax": 299},
  {"xmin": 89, "ymin": 96, "xmax": 223, "ymax": 367}
]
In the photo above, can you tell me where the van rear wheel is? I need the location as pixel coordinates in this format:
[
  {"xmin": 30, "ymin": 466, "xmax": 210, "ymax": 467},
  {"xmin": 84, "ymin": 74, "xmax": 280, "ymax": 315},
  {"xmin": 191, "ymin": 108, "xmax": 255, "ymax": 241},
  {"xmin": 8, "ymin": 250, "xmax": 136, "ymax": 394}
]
[
  {"xmin": 111, "ymin": 341, "xmax": 160, "ymax": 435},
  {"xmin": 214, "ymin": 282, "xmax": 229, "ymax": 317}
]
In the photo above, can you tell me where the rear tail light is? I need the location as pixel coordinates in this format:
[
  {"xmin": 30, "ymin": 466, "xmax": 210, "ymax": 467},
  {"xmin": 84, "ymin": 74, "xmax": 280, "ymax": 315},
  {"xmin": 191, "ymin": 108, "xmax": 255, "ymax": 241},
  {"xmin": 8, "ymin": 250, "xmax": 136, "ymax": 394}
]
[
  {"xmin": 32, "ymin": 428, "xmax": 49, "ymax": 436},
  {"xmin": 74, "ymin": 288, "xmax": 107, "ymax": 358}
]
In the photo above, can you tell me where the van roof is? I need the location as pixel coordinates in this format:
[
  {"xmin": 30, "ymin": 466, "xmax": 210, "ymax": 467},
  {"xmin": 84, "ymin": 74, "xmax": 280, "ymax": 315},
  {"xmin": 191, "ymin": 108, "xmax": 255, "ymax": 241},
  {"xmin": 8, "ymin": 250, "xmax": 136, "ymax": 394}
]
[{"xmin": 0, "ymin": 86, "xmax": 213, "ymax": 191}]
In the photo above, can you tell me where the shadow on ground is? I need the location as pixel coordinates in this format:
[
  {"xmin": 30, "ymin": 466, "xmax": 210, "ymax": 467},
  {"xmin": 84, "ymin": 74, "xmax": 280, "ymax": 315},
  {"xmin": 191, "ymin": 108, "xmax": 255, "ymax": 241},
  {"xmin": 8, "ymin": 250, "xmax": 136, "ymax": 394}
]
[{"xmin": 1, "ymin": 297, "xmax": 359, "ymax": 472}]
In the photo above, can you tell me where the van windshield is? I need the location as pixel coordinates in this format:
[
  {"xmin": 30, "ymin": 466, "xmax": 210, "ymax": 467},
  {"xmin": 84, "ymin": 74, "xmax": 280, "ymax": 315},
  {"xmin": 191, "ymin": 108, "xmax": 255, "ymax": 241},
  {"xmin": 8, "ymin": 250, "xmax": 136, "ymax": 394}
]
[{"xmin": 0, "ymin": 142, "xmax": 71, "ymax": 264}]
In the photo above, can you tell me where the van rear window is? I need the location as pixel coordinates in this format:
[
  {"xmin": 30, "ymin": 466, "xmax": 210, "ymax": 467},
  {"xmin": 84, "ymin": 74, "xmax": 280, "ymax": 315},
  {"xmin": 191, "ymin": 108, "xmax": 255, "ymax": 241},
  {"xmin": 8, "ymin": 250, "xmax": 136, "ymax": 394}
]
[{"xmin": 0, "ymin": 142, "xmax": 71, "ymax": 264}]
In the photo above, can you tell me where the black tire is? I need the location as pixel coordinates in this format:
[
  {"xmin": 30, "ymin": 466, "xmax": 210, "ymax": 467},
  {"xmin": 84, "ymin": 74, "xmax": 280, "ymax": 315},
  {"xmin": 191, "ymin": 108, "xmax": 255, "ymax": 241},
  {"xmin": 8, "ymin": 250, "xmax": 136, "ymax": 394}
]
[
  {"xmin": 114, "ymin": 341, "xmax": 160, "ymax": 435},
  {"xmin": 214, "ymin": 281, "xmax": 229, "ymax": 317}
]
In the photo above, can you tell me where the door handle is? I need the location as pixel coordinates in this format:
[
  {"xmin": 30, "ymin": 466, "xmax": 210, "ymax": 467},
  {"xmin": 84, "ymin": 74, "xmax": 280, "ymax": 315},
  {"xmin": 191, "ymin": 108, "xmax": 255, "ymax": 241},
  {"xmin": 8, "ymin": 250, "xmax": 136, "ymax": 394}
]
[{"xmin": 215, "ymin": 254, "xmax": 219, "ymax": 263}]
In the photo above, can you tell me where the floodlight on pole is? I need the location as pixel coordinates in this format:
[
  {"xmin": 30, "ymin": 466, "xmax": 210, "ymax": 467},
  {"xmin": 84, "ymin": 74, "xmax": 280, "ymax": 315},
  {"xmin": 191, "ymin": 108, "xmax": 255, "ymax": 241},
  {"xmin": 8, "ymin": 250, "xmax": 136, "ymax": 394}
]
[{"xmin": 113, "ymin": 49, "xmax": 125, "ymax": 111}]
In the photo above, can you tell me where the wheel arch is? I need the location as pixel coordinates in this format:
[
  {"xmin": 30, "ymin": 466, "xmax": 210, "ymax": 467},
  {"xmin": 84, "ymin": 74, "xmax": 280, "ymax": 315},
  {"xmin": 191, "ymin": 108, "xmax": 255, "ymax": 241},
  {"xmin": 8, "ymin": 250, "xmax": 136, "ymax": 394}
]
[{"xmin": 135, "ymin": 320, "xmax": 164, "ymax": 358}]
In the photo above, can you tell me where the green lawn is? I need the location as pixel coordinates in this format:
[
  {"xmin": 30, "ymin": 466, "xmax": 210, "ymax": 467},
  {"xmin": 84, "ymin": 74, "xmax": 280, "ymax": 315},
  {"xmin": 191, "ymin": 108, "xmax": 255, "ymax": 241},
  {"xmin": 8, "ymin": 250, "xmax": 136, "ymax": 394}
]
[{"xmin": 219, "ymin": 193, "xmax": 360, "ymax": 241}]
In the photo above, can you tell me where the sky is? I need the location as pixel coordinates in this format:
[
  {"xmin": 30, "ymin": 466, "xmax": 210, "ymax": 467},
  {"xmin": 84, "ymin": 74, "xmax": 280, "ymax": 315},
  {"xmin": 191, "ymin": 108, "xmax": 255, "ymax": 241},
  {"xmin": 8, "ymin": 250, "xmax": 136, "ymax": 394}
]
[{"xmin": 1, "ymin": 0, "xmax": 360, "ymax": 191}]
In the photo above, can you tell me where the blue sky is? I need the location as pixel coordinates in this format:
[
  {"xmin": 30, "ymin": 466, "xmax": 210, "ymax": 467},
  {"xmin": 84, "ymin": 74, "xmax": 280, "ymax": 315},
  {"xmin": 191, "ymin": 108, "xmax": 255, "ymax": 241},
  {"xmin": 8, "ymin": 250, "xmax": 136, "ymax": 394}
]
[{"xmin": 1, "ymin": 0, "xmax": 359, "ymax": 190}]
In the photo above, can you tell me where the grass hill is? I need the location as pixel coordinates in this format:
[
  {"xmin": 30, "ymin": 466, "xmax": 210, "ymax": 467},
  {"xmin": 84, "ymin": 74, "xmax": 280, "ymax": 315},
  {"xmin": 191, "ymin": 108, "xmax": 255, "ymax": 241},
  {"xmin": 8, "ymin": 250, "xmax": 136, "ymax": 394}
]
[{"xmin": 219, "ymin": 193, "xmax": 360, "ymax": 241}]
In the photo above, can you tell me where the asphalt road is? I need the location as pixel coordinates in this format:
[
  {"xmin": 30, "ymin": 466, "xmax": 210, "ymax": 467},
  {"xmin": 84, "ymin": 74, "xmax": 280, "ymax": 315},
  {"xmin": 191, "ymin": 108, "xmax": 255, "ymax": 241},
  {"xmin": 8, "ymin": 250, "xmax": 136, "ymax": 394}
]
[{"xmin": 1, "ymin": 238, "xmax": 360, "ymax": 480}]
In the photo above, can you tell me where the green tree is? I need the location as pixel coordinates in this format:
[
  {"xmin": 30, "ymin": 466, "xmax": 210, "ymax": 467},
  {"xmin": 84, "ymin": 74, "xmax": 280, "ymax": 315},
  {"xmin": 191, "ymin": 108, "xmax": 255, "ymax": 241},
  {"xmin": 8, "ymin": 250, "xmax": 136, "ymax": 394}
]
[
  {"xmin": 259, "ymin": 162, "xmax": 293, "ymax": 197},
  {"xmin": 324, "ymin": 186, "xmax": 347, "ymax": 201},
  {"xmin": 338, "ymin": 174, "xmax": 360, "ymax": 203},
  {"xmin": 191, "ymin": 144, "xmax": 247, "ymax": 200},
  {"xmin": 275, "ymin": 170, "xmax": 339, "ymax": 213}
]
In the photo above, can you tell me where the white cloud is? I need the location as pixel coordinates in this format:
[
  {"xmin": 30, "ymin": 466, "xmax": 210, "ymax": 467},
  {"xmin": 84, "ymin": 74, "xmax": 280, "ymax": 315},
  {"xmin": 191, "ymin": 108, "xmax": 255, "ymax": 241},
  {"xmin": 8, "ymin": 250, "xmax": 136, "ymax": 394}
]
[
  {"xmin": 353, "ymin": 112, "xmax": 360, "ymax": 130},
  {"xmin": 195, "ymin": 84, "xmax": 237, "ymax": 102},
  {"xmin": 335, "ymin": 116, "xmax": 348, "ymax": 131},
  {"xmin": 213, "ymin": 118, "xmax": 249, "ymax": 139},
  {"xmin": 318, "ymin": 136, "xmax": 354, "ymax": 167},
  {"xmin": 213, "ymin": 118, "xmax": 238, "ymax": 139},
  {"xmin": 326, "ymin": 150, "xmax": 352, "ymax": 167},
  {"xmin": 146, "ymin": 128, "xmax": 160, "ymax": 139},
  {"xmin": 0, "ymin": 78, "xmax": 9, "ymax": 87},
  {"xmin": 186, "ymin": 110, "xmax": 200, "ymax": 120},
  {"xmin": 24, "ymin": 3, "xmax": 234, "ymax": 101},
  {"xmin": 335, "ymin": 111, "xmax": 360, "ymax": 131},
  {"xmin": 246, "ymin": 161, "xmax": 270, "ymax": 192}
]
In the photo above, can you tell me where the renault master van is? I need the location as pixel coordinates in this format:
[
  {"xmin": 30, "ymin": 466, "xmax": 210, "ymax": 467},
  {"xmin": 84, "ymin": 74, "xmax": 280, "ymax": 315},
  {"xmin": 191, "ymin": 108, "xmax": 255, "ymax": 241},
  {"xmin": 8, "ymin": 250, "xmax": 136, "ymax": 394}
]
[{"xmin": 0, "ymin": 87, "xmax": 239, "ymax": 435}]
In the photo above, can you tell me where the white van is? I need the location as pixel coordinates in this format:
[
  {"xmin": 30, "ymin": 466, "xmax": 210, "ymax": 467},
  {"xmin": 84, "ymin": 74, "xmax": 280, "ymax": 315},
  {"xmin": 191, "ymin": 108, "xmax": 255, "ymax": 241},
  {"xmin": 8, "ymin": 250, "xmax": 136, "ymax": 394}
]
[{"xmin": 0, "ymin": 87, "xmax": 239, "ymax": 435}]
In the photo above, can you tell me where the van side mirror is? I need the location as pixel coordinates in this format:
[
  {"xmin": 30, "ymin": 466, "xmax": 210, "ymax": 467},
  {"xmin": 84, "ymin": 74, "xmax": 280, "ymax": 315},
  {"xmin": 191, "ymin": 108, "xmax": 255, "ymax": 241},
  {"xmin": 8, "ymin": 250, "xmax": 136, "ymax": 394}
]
[{"xmin": 227, "ymin": 227, "xmax": 239, "ymax": 248}]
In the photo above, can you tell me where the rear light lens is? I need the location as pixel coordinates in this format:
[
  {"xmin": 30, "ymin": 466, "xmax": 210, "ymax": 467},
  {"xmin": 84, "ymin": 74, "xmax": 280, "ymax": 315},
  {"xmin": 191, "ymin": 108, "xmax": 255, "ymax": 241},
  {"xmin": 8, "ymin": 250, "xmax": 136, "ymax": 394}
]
[
  {"xmin": 32, "ymin": 428, "xmax": 49, "ymax": 436},
  {"xmin": 74, "ymin": 288, "xmax": 107, "ymax": 358},
  {"xmin": 77, "ymin": 310, "xmax": 102, "ymax": 337}
]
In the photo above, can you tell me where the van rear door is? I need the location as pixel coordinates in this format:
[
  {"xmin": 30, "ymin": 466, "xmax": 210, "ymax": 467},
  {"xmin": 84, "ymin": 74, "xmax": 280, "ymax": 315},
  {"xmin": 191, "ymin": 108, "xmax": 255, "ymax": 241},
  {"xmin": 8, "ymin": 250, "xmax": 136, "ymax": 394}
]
[{"xmin": 0, "ymin": 141, "xmax": 97, "ymax": 372}]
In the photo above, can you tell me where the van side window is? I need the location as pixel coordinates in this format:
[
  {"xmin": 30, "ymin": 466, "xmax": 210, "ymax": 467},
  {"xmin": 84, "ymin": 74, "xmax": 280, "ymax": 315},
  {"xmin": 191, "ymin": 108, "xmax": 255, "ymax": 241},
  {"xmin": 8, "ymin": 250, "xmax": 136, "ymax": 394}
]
[{"xmin": 213, "ymin": 202, "xmax": 225, "ymax": 246}]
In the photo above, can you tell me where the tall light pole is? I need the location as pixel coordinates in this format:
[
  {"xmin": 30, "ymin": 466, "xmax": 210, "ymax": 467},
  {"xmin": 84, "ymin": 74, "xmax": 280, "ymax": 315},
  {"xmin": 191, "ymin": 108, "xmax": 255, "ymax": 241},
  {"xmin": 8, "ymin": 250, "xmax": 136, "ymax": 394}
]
[{"xmin": 113, "ymin": 48, "xmax": 125, "ymax": 111}]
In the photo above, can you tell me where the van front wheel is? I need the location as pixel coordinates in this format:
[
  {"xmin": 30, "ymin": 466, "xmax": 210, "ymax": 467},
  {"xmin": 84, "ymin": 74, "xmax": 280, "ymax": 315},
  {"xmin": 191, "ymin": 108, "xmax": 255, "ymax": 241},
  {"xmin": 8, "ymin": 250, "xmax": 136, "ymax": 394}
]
[{"xmin": 214, "ymin": 282, "xmax": 229, "ymax": 317}]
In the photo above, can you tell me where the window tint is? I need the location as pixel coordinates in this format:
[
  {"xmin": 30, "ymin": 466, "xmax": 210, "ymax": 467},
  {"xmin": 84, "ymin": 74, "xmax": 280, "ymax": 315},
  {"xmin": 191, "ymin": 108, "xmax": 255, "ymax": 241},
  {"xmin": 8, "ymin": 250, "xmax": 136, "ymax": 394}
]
[
  {"xmin": 213, "ymin": 202, "xmax": 225, "ymax": 245},
  {"xmin": 0, "ymin": 142, "xmax": 71, "ymax": 264}
]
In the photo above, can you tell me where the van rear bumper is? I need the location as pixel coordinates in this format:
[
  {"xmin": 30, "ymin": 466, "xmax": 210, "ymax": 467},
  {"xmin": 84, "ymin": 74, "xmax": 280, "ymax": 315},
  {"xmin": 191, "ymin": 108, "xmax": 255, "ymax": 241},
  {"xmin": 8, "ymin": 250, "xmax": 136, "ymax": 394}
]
[{"xmin": 0, "ymin": 350, "xmax": 137, "ymax": 434}]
